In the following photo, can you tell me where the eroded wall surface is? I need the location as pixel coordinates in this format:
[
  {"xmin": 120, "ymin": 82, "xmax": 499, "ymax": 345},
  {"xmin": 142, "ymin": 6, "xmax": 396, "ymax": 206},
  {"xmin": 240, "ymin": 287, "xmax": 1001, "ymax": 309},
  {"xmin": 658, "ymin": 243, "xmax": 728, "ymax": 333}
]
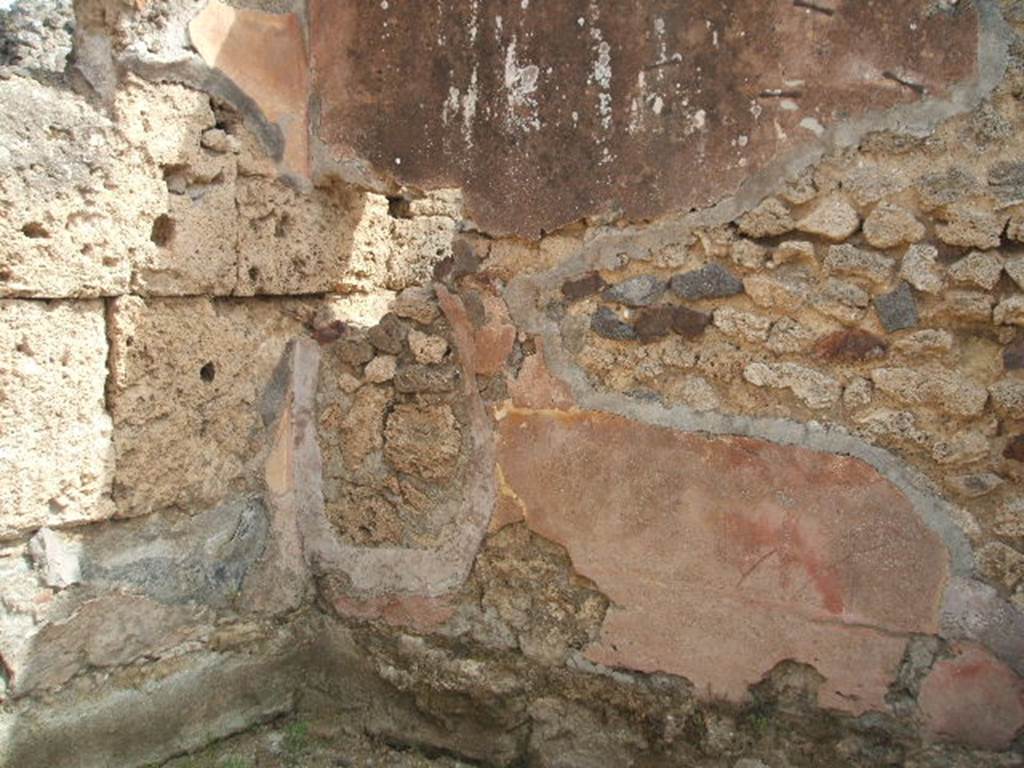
[{"xmin": 2, "ymin": 0, "xmax": 1024, "ymax": 766}]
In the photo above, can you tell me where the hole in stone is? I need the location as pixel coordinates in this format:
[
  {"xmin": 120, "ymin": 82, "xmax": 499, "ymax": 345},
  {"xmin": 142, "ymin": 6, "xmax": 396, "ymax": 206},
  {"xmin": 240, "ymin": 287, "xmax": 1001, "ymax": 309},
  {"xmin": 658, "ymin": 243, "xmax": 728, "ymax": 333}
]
[
  {"xmin": 199, "ymin": 362, "xmax": 216, "ymax": 382},
  {"xmin": 275, "ymin": 213, "xmax": 291, "ymax": 238},
  {"xmin": 248, "ymin": 266, "xmax": 260, "ymax": 281},
  {"xmin": 151, "ymin": 215, "xmax": 175, "ymax": 247},
  {"xmin": 21, "ymin": 222, "xmax": 49, "ymax": 239},
  {"xmin": 387, "ymin": 196, "xmax": 413, "ymax": 219}
]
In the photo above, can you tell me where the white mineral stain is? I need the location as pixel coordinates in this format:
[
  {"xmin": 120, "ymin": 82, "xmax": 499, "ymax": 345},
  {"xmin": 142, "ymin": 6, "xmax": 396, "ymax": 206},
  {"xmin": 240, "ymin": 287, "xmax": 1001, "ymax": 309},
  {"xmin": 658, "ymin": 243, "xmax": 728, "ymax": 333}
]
[
  {"xmin": 504, "ymin": 35, "xmax": 541, "ymax": 132},
  {"xmin": 799, "ymin": 116, "xmax": 825, "ymax": 136}
]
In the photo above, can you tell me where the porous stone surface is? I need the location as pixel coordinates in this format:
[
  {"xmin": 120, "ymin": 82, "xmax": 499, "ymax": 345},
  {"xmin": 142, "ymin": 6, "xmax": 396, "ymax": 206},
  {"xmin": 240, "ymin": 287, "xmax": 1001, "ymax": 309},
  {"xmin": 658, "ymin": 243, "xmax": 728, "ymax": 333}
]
[
  {"xmin": 0, "ymin": 76, "xmax": 160, "ymax": 297},
  {"xmin": 0, "ymin": 300, "xmax": 113, "ymax": 538},
  {"xmin": 862, "ymin": 202, "xmax": 925, "ymax": 249},
  {"xmin": 796, "ymin": 197, "xmax": 860, "ymax": 242},
  {"xmin": 107, "ymin": 296, "xmax": 310, "ymax": 518}
]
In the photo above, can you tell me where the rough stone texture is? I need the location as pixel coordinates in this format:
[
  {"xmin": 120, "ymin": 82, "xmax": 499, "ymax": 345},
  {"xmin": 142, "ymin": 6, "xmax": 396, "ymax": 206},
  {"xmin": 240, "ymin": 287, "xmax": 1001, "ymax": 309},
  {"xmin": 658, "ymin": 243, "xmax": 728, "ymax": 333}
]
[
  {"xmin": 0, "ymin": 76, "xmax": 160, "ymax": 297},
  {"xmin": 870, "ymin": 367, "xmax": 989, "ymax": 418},
  {"xmin": 0, "ymin": 300, "xmax": 113, "ymax": 538},
  {"xmin": 312, "ymin": 1, "xmax": 979, "ymax": 236},
  {"xmin": 384, "ymin": 404, "xmax": 462, "ymax": 482},
  {"xmin": 900, "ymin": 244, "xmax": 945, "ymax": 295},
  {"xmin": 936, "ymin": 205, "xmax": 1006, "ymax": 250},
  {"xmin": 823, "ymin": 244, "xmax": 894, "ymax": 286},
  {"xmin": 991, "ymin": 378, "xmax": 1024, "ymax": 419},
  {"xmin": 669, "ymin": 264, "xmax": 743, "ymax": 300},
  {"xmin": 796, "ymin": 197, "xmax": 860, "ymax": 242},
  {"xmin": 108, "ymin": 296, "xmax": 309, "ymax": 518},
  {"xmin": 737, "ymin": 198, "xmax": 793, "ymax": 239},
  {"xmin": 918, "ymin": 643, "xmax": 1024, "ymax": 751},
  {"xmin": 862, "ymin": 202, "xmax": 925, "ymax": 250},
  {"xmin": 948, "ymin": 250, "xmax": 1005, "ymax": 290},
  {"xmin": 496, "ymin": 410, "xmax": 948, "ymax": 714},
  {"xmin": 743, "ymin": 361, "xmax": 841, "ymax": 410}
]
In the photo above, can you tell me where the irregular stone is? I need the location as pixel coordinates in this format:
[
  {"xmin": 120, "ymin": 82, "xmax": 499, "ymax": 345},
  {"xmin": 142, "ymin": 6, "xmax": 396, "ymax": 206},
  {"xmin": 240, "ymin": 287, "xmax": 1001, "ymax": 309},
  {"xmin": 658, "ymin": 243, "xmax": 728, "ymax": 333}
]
[
  {"xmin": 632, "ymin": 306, "xmax": 674, "ymax": 341},
  {"xmin": 824, "ymin": 244, "xmax": 894, "ymax": 286},
  {"xmin": 862, "ymin": 202, "xmax": 925, "ymax": 249},
  {"xmin": 769, "ymin": 240, "xmax": 816, "ymax": 269},
  {"xmin": 870, "ymin": 367, "xmax": 988, "ymax": 417},
  {"xmin": 990, "ymin": 378, "xmax": 1024, "ymax": 419},
  {"xmin": 843, "ymin": 165, "xmax": 908, "ymax": 207},
  {"xmin": 561, "ymin": 271, "xmax": 607, "ymax": 301},
  {"xmin": 899, "ymin": 244, "xmax": 945, "ymax": 295},
  {"xmin": 993, "ymin": 499, "xmax": 1024, "ymax": 540},
  {"xmin": 936, "ymin": 205, "xmax": 1006, "ymax": 250},
  {"xmin": 995, "ymin": 295, "xmax": 1024, "ymax": 326},
  {"xmin": 931, "ymin": 432, "xmax": 989, "ymax": 466},
  {"xmin": 603, "ymin": 275, "xmax": 665, "ymax": 307},
  {"xmin": 948, "ymin": 250, "xmax": 1004, "ymax": 290},
  {"xmin": 670, "ymin": 306, "xmax": 712, "ymax": 339},
  {"xmin": 730, "ymin": 239, "xmax": 767, "ymax": 270},
  {"xmin": 108, "ymin": 297, "xmax": 308, "ymax": 518},
  {"xmin": 874, "ymin": 282, "xmax": 919, "ymax": 332},
  {"xmin": 713, "ymin": 308, "xmax": 773, "ymax": 343},
  {"xmin": 367, "ymin": 313, "xmax": 408, "ymax": 355},
  {"xmin": 591, "ymin": 306, "xmax": 636, "ymax": 341},
  {"xmin": 930, "ymin": 290, "xmax": 994, "ymax": 324},
  {"xmin": 743, "ymin": 271, "xmax": 810, "ymax": 311},
  {"xmin": 946, "ymin": 472, "xmax": 1004, "ymax": 499},
  {"xmin": 814, "ymin": 329, "xmax": 888, "ymax": 362},
  {"xmin": 669, "ymin": 264, "xmax": 743, "ymax": 300},
  {"xmin": 796, "ymin": 196, "xmax": 860, "ymax": 242},
  {"xmin": 392, "ymin": 286, "xmax": 440, "ymax": 325},
  {"xmin": 1006, "ymin": 256, "xmax": 1024, "ymax": 290},
  {"xmin": 28, "ymin": 528, "xmax": 81, "ymax": 590},
  {"xmin": 766, "ymin": 318, "xmax": 816, "ymax": 354},
  {"xmin": 812, "ymin": 278, "xmax": 870, "ymax": 325},
  {"xmin": 743, "ymin": 361, "xmax": 841, "ymax": 409},
  {"xmin": 384, "ymin": 404, "xmax": 461, "ymax": 482},
  {"xmin": 919, "ymin": 643, "xmax": 1024, "ymax": 751},
  {"xmin": 497, "ymin": 411, "xmax": 948, "ymax": 713},
  {"xmin": 843, "ymin": 377, "xmax": 873, "ymax": 409},
  {"xmin": 364, "ymin": 355, "xmax": 397, "ymax": 384},
  {"xmin": 855, "ymin": 409, "xmax": 930, "ymax": 447},
  {"xmin": 393, "ymin": 364, "xmax": 458, "ymax": 394},
  {"xmin": 407, "ymin": 329, "xmax": 448, "ymax": 365},
  {"xmin": 1005, "ymin": 435, "xmax": 1024, "ymax": 462},
  {"xmin": 917, "ymin": 167, "xmax": 979, "ymax": 211},
  {"xmin": 737, "ymin": 197, "xmax": 794, "ymax": 238},
  {"xmin": 892, "ymin": 330, "xmax": 953, "ymax": 358},
  {"xmin": 1, "ymin": 300, "xmax": 113, "ymax": 536},
  {"xmin": 977, "ymin": 543, "xmax": 1024, "ymax": 591}
]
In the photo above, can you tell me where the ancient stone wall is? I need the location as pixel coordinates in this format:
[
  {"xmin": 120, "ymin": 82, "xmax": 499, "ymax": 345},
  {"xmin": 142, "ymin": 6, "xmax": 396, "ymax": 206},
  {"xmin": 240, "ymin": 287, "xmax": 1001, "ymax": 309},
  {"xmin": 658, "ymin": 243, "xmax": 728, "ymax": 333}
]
[{"xmin": 2, "ymin": 0, "xmax": 1024, "ymax": 766}]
